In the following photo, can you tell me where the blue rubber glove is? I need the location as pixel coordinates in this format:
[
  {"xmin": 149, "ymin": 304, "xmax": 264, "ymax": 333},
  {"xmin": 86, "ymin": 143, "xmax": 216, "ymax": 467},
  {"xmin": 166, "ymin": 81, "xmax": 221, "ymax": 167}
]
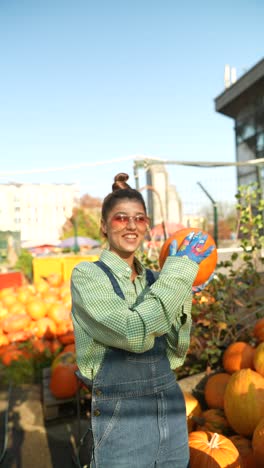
[
  {"xmin": 169, "ymin": 231, "xmax": 215, "ymax": 264},
  {"xmin": 192, "ymin": 273, "xmax": 215, "ymax": 294}
]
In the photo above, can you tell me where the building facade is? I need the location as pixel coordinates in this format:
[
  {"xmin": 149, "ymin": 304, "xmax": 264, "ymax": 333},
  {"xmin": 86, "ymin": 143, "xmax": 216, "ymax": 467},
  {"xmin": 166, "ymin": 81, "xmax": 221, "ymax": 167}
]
[
  {"xmin": 0, "ymin": 182, "xmax": 79, "ymax": 246},
  {"xmin": 215, "ymin": 57, "xmax": 264, "ymax": 192},
  {"xmin": 146, "ymin": 164, "xmax": 182, "ymax": 226}
]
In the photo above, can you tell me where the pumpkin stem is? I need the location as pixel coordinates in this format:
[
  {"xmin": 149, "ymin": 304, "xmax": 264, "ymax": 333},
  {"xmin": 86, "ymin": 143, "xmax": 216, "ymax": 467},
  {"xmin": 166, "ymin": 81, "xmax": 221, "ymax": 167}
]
[{"xmin": 209, "ymin": 433, "xmax": 220, "ymax": 448}]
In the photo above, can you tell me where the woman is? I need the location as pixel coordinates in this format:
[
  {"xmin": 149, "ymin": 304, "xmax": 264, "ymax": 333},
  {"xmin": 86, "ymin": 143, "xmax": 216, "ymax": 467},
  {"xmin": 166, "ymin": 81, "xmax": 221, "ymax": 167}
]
[{"xmin": 71, "ymin": 172, "xmax": 214, "ymax": 468}]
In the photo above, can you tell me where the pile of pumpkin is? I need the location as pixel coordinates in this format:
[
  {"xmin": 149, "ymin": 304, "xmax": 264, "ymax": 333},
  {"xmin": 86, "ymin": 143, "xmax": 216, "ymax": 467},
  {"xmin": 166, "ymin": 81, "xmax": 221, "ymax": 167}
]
[
  {"xmin": 184, "ymin": 319, "xmax": 264, "ymax": 467},
  {"xmin": 0, "ymin": 274, "xmax": 75, "ymax": 370}
]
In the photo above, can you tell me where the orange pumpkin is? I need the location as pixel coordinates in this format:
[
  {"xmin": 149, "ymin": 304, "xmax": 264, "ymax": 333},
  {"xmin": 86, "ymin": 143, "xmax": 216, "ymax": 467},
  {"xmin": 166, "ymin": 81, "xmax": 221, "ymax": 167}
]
[
  {"xmin": 0, "ymin": 305, "xmax": 8, "ymax": 320},
  {"xmin": 188, "ymin": 431, "xmax": 241, "ymax": 467},
  {"xmin": 222, "ymin": 342, "xmax": 255, "ymax": 374},
  {"xmin": 253, "ymin": 318, "xmax": 264, "ymax": 343},
  {"xmin": 57, "ymin": 330, "xmax": 75, "ymax": 345},
  {"xmin": 0, "ymin": 334, "xmax": 9, "ymax": 347},
  {"xmin": 46, "ymin": 273, "xmax": 63, "ymax": 287},
  {"xmin": 196, "ymin": 409, "xmax": 231, "ymax": 436},
  {"xmin": 252, "ymin": 416, "xmax": 264, "ymax": 467},
  {"xmin": 47, "ymin": 303, "xmax": 70, "ymax": 324},
  {"xmin": 49, "ymin": 363, "xmax": 78, "ymax": 398},
  {"xmin": 8, "ymin": 302, "xmax": 27, "ymax": 316},
  {"xmin": 51, "ymin": 350, "xmax": 76, "ymax": 371},
  {"xmin": 46, "ymin": 338, "xmax": 62, "ymax": 354},
  {"xmin": 0, "ymin": 288, "xmax": 15, "ymax": 300},
  {"xmin": 31, "ymin": 338, "xmax": 49, "ymax": 355},
  {"xmin": 1, "ymin": 348, "xmax": 31, "ymax": 366},
  {"xmin": 16, "ymin": 287, "xmax": 33, "ymax": 304},
  {"xmin": 59, "ymin": 281, "xmax": 71, "ymax": 299},
  {"xmin": 159, "ymin": 227, "xmax": 217, "ymax": 286},
  {"xmin": 26, "ymin": 299, "xmax": 47, "ymax": 320},
  {"xmin": 2, "ymin": 313, "xmax": 31, "ymax": 334},
  {"xmin": 34, "ymin": 279, "xmax": 50, "ymax": 294},
  {"xmin": 204, "ymin": 372, "xmax": 231, "ymax": 409},
  {"xmin": 183, "ymin": 391, "xmax": 202, "ymax": 432},
  {"xmin": 62, "ymin": 343, "xmax": 76, "ymax": 353},
  {"xmin": 0, "ymin": 343, "xmax": 16, "ymax": 356},
  {"xmin": 1, "ymin": 294, "xmax": 17, "ymax": 308},
  {"xmin": 30, "ymin": 317, "xmax": 57, "ymax": 339},
  {"xmin": 7, "ymin": 330, "xmax": 32, "ymax": 343},
  {"xmin": 229, "ymin": 435, "xmax": 256, "ymax": 468},
  {"xmin": 42, "ymin": 290, "xmax": 60, "ymax": 305},
  {"xmin": 253, "ymin": 342, "xmax": 264, "ymax": 377},
  {"xmin": 224, "ymin": 369, "xmax": 264, "ymax": 437}
]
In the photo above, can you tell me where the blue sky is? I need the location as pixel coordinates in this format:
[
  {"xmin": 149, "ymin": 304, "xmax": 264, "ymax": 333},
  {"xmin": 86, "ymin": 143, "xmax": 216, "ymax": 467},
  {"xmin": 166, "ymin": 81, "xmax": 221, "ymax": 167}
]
[{"xmin": 0, "ymin": 0, "xmax": 263, "ymax": 215}]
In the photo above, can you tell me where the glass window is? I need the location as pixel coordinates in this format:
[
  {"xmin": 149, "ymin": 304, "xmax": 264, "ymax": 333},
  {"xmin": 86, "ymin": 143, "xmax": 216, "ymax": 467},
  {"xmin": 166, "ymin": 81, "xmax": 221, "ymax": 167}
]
[
  {"xmin": 236, "ymin": 117, "xmax": 255, "ymax": 143},
  {"xmin": 256, "ymin": 109, "xmax": 264, "ymax": 132},
  {"xmin": 256, "ymin": 133, "xmax": 264, "ymax": 152}
]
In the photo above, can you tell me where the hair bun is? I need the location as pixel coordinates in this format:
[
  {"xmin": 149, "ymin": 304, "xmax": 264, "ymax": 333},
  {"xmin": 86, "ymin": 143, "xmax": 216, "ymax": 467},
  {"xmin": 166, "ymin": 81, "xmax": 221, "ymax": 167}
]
[{"xmin": 112, "ymin": 173, "xmax": 131, "ymax": 191}]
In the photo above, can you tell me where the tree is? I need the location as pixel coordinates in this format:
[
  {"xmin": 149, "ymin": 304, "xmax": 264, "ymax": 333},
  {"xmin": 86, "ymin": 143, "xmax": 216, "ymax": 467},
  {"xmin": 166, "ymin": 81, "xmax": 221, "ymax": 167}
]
[
  {"xmin": 60, "ymin": 193, "xmax": 102, "ymax": 240},
  {"xmin": 201, "ymin": 201, "xmax": 237, "ymax": 241}
]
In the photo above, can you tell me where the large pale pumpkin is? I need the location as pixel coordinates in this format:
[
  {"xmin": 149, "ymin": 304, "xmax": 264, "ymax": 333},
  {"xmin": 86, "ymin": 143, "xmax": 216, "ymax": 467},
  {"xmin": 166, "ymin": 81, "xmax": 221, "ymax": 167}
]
[
  {"xmin": 183, "ymin": 391, "xmax": 202, "ymax": 432},
  {"xmin": 189, "ymin": 431, "xmax": 241, "ymax": 467},
  {"xmin": 224, "ymin": 369, "xmax": 264, "ymax": 437},
  {"xmin": 253, "ymin": 342, "xmax": 264, "ymax": 377},
  {"xmin": 252, "ymin": 416, "xmax": 264, "ymax": 467},
  {"xmin": 222, "ymin": 341, "xmax": 255, "ymax": 374}
]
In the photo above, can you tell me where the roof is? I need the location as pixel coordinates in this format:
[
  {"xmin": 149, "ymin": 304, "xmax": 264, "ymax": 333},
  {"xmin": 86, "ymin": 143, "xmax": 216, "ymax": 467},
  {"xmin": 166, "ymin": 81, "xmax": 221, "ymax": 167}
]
[{"xmin": 214, "ymin": 57, "xmax": 264, "ymax": 118}]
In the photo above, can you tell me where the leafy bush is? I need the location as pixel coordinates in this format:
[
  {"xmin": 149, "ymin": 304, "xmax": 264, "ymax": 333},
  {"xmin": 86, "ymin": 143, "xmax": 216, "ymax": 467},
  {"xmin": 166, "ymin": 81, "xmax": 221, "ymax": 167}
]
[
  {"xmin": 140, "ymin": 183, "xmax": 264, "ymax": 379},
  {"xmin": 14, "ymin": 249, "xmax": 33, "ymax": 282},
  {"xmin": 177, "ymin": 183, "xmax": 264, "ymax": 378}
]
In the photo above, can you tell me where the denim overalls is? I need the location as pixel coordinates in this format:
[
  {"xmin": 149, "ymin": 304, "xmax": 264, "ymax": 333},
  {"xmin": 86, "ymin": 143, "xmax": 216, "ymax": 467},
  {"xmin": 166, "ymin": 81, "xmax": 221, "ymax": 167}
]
[{"xmin": 88, "ymin": 261, "xmax": 190, "ymax": 468}]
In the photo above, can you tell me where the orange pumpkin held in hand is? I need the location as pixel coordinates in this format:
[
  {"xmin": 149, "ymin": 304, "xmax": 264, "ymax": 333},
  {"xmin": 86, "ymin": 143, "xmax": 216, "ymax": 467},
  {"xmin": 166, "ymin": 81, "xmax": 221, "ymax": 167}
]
[{"xmin": 159, "ymin": 227, "xmax": 217, "ymax": 286}]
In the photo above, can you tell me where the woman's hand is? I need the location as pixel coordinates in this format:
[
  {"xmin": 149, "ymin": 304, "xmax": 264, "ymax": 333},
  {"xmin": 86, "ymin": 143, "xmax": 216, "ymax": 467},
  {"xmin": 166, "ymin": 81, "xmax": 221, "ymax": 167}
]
[
  {"xmin": 169, "ymin": 231, "xmax": 215, "ymax": 264},
  {"xmin": 192, "ymin": 273, "xmax": 215, "ymax": 294}
]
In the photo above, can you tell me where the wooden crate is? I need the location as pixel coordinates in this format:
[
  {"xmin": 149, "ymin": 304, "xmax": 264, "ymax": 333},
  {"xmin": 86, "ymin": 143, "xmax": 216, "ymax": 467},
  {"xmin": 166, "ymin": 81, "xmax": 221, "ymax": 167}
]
[{"xmin": 42, "ymin": 367, "xmax": 91, "ymax": 422}]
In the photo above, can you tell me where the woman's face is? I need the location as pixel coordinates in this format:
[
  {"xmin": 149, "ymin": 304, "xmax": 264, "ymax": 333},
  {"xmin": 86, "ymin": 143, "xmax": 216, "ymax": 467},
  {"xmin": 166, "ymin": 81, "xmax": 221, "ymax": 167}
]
[{"xmin": 101, "ymin": 199, "xmax": 149, "ymax": 261}]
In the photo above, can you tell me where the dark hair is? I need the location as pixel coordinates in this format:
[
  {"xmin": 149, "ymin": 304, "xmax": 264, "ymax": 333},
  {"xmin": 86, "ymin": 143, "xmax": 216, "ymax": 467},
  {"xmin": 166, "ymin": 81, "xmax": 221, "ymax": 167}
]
[{"xmin": 101, "ymin": 173, "xmax": 146, "ymax": 220}]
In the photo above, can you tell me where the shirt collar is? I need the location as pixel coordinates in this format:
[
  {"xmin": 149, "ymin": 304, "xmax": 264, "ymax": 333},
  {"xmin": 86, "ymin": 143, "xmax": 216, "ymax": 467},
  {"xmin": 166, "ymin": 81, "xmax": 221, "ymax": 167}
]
[{"xmin": 100, "ymin": 249, "xmax": 144, "ymax": 278}]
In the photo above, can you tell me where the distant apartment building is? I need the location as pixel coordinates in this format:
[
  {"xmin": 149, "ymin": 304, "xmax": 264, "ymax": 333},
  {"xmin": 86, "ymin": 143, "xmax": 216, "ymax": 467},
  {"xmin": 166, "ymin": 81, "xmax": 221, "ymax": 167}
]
[
  {"xmin": 167, "ymin": 183, "xmax": 182, "ymax": 223},
  {"xmin": 215, "ymin": 57, "xmax": 264, "ymax": 192},
  {"xmin": 0, "ymin": 182, "xmax": 79, "ymax": 246},
  {"xmin": 146, "ymin": 164, "xmax": 182, "ymax": 226}
]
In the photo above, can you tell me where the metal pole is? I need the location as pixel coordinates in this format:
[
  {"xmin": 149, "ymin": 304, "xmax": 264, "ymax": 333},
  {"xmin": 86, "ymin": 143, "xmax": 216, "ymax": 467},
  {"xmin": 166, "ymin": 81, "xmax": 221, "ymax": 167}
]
[{"xmin": 197, "ymin": 182, "xmax": 218, "ymax": 247}]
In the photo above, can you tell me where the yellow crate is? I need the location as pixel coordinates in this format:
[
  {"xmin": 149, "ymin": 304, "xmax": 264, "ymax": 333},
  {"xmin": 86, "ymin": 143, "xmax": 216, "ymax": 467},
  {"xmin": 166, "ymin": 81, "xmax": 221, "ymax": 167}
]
[
  {"xmin": 33, "ymin": 255, "xmax": 99, "ymax": 283},
  {"xmin": 62, "ymin": 255, "xmax": 99, "ymax": 281},
  {"xmin": 33, "ymin": 257, "xmax": 63, "ymax": 283}
]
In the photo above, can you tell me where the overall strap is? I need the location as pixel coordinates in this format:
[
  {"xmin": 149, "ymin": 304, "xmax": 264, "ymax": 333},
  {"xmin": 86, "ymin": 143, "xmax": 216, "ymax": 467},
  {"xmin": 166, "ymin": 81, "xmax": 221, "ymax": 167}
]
[
  {"xmin": 145, "ymin": 268, "xmax": 156, "ymax": 286},
  {"xmin": 94, "ymin": 260, "xmax": 125, "ymax": 299},
  {"xmin": 94, "ymin": 261, "xmax": 156, "ymax": 299}
]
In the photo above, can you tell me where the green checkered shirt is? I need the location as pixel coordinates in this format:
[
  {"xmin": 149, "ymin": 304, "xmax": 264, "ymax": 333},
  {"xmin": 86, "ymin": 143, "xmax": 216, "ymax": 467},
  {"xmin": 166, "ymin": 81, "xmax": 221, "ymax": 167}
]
[{"xmin": 71, "ymin": 249, "xmax": 198, "ymax": 380}]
